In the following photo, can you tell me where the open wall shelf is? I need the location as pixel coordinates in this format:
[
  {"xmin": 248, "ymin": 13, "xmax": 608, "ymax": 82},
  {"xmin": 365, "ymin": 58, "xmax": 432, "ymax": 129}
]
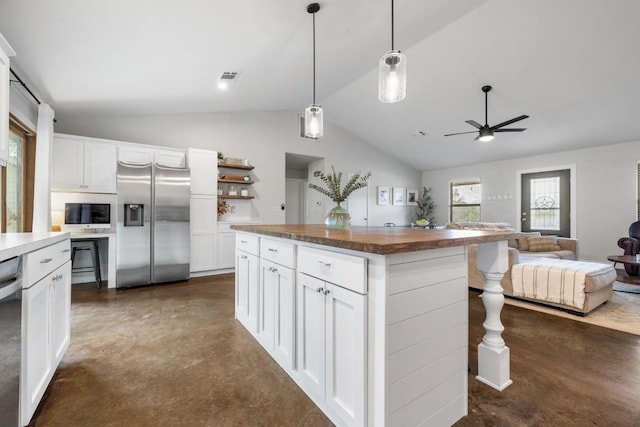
[
  {"xmin": 218, "ymin": 179, "xmax": 255, "ymax": 184},
  {"xmin": 218, "ymin": 162, "xmax": 255, "ymax": 170},
  {"xmin": 219, "ymin": 195, "xmax": 255, "ymax": 200}
]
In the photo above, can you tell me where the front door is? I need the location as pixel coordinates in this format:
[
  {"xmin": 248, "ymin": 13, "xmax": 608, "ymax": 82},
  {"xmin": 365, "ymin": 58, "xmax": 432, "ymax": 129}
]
[{"xmin": 521, "ymin": 169, "xmax": 570, "ymax": 237}]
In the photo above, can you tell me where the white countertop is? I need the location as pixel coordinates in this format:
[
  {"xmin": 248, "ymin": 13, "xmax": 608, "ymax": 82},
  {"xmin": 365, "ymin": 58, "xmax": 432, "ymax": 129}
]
[{"xmin": 0, "ymin": 232, "xmax": 70, "ymax": 261}]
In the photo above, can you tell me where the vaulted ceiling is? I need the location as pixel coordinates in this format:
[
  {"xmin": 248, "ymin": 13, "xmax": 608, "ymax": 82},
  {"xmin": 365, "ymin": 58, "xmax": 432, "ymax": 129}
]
[{"xmin": 2, "ymin": 0, "xmax": 639, "ymax": 170}]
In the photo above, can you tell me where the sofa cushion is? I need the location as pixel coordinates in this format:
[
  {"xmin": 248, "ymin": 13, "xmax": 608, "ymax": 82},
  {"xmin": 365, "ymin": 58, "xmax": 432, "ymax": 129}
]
[
  {"xmin": 527, "ymin": 236, "xmax": 562, "ymax": 252},
  {"xmin": 517, "ymin": 232, "xmax": 542, "ymax": 251},
  {"xmin": 519, "ymin": 250, "xmax": 576, "ymax": 260}
]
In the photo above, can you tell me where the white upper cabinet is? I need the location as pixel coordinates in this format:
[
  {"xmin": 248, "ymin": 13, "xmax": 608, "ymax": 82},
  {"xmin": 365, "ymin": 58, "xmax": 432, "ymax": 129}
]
[
  {"xmin": 52, "ymin": 135, "xmax": 117, "ymax": 193},
  {"xmin": 188, "ymin": 148, "xmax": 218, "ymax": 195},
  {"xmin": 118, "ymin": 145, "xmax": 154, "ymax": 165},
  {"xmin": 119, "ymin": 145, "xmax": 186, "ymax": 167},
  {"xmin": 155, "ymin": 148, "xmax": 186, "ymax": 168},
  {"xmin": 0, "ymin": 33, "xmax": 16, "ymax": 167}
]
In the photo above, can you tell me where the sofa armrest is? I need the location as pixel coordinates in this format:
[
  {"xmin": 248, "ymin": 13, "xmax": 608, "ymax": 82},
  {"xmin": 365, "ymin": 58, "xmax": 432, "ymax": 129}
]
[
  {"xmin": 557, "ymin": 237, "xmax": 578, "ymax": 256},
  {"xmin": 618, "ymin": 236, "xmax": 640, "ymax": 255}
]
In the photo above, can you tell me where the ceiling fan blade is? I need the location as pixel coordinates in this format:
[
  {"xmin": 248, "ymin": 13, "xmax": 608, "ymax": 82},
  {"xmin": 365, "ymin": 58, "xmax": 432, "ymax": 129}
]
[
  {"xmin": 494, "ymin": 128, "xmax": 527, "ymax": 133},
  {"xmin": 473, "ymin": 135, "xmax": 480, "ymax": 141},
  {"xmin": 444, "ymin": 131, "xmax": 479, "ymax": 137},
  {"xmin": 465, "ymin": 120, "xmax": 483, "ymax": 129},
  {"xmin": 491, "ymin": 115, "xmax": 529, "ymax": 130}
]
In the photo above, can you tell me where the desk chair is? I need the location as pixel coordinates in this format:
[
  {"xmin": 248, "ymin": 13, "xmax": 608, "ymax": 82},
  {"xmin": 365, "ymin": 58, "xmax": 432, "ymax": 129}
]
[{"xmin": 71, "ymin": 239, "xmax": 102, "ymax": 288}]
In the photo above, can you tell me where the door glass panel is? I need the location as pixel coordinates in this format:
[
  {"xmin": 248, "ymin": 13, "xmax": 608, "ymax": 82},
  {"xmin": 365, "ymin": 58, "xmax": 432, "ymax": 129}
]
[
  {"xmin": 529, "ymin": 177, "xmax": 560, "ymax": 230},
  {"xmin": 6, "ymin": 130, "xmax": 24, "ymax": 232}
]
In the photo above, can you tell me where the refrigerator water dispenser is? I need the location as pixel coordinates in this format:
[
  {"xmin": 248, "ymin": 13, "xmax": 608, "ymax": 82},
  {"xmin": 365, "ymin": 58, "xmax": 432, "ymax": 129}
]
[{"xmin": 124, "ymin": 204, "xmax": 144, "ymax": 226}]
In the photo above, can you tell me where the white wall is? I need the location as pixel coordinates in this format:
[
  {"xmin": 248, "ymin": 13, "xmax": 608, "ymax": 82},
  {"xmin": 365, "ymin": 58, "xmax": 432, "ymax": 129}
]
[
  {"xmin": 422, "ymin": 140, "xmax": 640, "ymax": 262},
  {"xmin": 56, "ymin": 111, "xmax": 421, "ymax": 226}
]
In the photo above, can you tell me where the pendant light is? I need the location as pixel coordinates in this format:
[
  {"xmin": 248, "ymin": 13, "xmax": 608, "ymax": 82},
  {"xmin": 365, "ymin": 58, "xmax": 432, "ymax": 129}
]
[
  {"xmin": 305, "ymin": 3, "xmax": 323, "ymax": 138},
  {"xmin": 378, "ymin": 0, "xmax": 406, "ymax": 103}
]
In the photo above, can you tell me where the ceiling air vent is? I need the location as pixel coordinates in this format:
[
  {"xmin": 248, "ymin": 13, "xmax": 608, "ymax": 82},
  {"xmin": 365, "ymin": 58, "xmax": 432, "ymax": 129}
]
[
  {"xmin": 217, "ymin": 72, "xmax": 240, "ymax": 90},
  {"xmin": 220, "ymin": 71, "xmax": 239, "ymax": 81}
]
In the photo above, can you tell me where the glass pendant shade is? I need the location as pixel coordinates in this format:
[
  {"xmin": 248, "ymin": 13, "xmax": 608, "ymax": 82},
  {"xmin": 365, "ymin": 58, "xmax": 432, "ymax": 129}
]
[
  {"xmin": 305, "ymin": 104, "xmax": 323, "ymax": 138},
  {"xmin": 378, "ymin": 50, "xmax": 407, "ymax": 103}
]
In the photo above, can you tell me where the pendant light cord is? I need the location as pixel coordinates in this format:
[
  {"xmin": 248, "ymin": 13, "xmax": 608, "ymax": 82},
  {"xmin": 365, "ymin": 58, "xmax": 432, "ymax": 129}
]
[
  {"xmin": 391, "ymin": 0, "xmax": 395, "ymax": 51},
  {"xmin": 312, "ymin": 10, "xmax": 316, "ymax": 104}
]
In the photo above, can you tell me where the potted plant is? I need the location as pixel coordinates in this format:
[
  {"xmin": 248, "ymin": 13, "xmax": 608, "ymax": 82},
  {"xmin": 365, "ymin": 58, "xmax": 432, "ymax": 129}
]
[
  {"xmin": 415, "ymin": 187, "xmax": 436, "ymax": 228},
  {"xmin": 308, "ymin": 166, "xmax": 371, "ymax": 229}
]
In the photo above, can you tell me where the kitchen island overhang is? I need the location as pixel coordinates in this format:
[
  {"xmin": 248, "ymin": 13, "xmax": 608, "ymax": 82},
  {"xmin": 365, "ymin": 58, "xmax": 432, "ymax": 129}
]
[{"xmin": 231, "ymin": 224, "xmax": 517, "ymax": 426}]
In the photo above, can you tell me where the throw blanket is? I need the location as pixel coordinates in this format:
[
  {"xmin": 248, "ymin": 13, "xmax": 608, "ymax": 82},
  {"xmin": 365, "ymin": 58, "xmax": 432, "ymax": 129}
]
[{"xmin": 511, "ymin": 259, "xmax": 611, "ymax": 309}]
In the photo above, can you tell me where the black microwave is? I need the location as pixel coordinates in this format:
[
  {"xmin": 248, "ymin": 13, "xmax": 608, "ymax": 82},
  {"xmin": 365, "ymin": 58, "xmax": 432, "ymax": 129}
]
[{"xmin": 64, "ymin": 203, "xmax": 111, "ymax": 229}]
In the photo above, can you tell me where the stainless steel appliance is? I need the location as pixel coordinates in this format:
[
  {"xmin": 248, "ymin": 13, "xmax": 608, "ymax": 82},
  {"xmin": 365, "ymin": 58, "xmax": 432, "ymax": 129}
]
[
  {"xmin": 116, "ymin": 162, "xmax": 190, "ymax": 288},
  {"xmin": 0, "ymin": 256, "xmax": 22, "ymax": 426}
]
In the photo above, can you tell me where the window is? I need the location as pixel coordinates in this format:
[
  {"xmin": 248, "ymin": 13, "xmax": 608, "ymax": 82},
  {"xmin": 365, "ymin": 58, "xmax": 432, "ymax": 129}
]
[
  {"xmin": 2, "ymin": 116, "xmax": 35, "ymax": 232},
  {"xmin": 450, "ymin": 180, "xmax": 481, "ymax": 222}
]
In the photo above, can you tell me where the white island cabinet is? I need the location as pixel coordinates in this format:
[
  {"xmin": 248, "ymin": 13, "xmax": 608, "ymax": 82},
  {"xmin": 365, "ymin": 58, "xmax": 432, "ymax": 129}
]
[
  {"xmin": 232, "ymin": 225, "xmax": 516, "ymax": 427},
  {"xmin": 0, "ymin": 232, "xmax": 71, "ymax": 427}
]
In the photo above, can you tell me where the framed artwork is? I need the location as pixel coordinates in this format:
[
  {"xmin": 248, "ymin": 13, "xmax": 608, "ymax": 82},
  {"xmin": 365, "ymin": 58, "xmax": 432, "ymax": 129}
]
[
  {"xmin": 406, "ymin": 188, "xmax": 418, "ymax": 206},
  {"xmin": 377, "ymin": 186, "xmax": 390, "ymax": 205},
  {"xmin": 393, "ymin": 187, "xmax": 405, "ymax": 205}
]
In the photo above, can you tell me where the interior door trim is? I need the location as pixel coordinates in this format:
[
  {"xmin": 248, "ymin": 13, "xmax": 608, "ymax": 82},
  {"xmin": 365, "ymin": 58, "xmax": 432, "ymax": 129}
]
[{"xmin": 515, "ymin": 164, "xmax": 576, "ymax": 237}]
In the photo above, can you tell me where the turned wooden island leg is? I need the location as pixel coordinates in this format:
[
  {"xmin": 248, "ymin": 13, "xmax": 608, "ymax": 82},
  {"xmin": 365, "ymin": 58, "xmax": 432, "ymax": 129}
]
[{"xmin": 475, "ymin": 240, "xmax": 512, "ymax": 391}]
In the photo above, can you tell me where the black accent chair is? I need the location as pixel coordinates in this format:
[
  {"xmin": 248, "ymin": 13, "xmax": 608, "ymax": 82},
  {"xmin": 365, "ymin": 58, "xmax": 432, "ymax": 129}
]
[{"xmin": 617, "ymin": 221, "xmax": 640, "ymax": 276}]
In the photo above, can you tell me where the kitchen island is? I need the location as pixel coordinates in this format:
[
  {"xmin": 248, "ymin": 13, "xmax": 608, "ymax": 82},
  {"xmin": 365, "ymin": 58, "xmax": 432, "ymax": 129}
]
[
  {"xmin": 230, "ymin": 224, "xmax": 517, "ymax": 427},
  {"xmin": 0, "ymin": 232, "xmax": 71, "ymax": 426}
]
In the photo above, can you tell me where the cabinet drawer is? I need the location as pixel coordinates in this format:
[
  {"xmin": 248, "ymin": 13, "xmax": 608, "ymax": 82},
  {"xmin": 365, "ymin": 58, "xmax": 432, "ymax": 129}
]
[
  {"xmin": 298, "ymin": 246, "xmax": 367, "ymax": 294},
  {"xmin": 236, "ymin": 233, "xmax": 259, "ymax": 255},
  {"xmin": 260, "ymin": 238, "xmax": 295, "ymax": 269},
  {"xmin": 25, "ymin": 240, "xmax": 71, "ymax": 287}
]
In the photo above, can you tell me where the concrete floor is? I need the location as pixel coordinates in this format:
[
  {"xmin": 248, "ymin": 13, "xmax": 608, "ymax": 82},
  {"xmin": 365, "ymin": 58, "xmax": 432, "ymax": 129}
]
[{"xmin": 30, "ymin": 274, "xmax": 640, "ymax": 426}]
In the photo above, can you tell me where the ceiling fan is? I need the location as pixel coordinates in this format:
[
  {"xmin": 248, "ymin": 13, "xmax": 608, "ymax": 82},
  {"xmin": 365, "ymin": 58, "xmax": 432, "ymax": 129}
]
[{"xmin": 445, "ymin": 85, "xmax": 529, "ymax": 142}]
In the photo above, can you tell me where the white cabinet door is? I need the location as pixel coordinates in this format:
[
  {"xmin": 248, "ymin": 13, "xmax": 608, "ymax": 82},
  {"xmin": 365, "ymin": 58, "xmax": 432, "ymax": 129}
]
[
  {"xmin": 297, "ymin": 273, "xmax": 326, "ymax": 400},
  {"xmin": 52, "ymin": 138, "xmax": 84, "ymax": 191},
  {"xmin": 218, "ymin": 232, "xmax": 236, "ymax": 268},
  {"xmin": 273, "ymin": 263, "xmax": 295, "ymax": 372},
  {"xmin": 118, "ymin": 145, "xmax": 154, "ymax": 164},
  {"xmin": 188, "ymin": 148, "xmax": 218, "ymax": 195},
  {"xmin": 50, "ymin": 261, "xmax": 71, "ymax": 365},
  {"xmin": 155, "ymin": 149, "xmax": 186, "ymax": 168},
  {"xmin": 21, "ymin": 276, "xmax": 52, "ymax": 426},
  {"xmin": 258, "ymin": 260, "xmax": 277, "ymax": 352},
  {"xmin": 190, "ymin": 196, "xmax": 217, "ymax": 272},
  {"xmin": 190, "ymin": 234, "xmax": 216, "ymax": 272},
  {"xmin": 325, "ymin": 283, "xmax": 366, "ymax": 427},
  {"xmin": 83, "ymin": 141, "xmax": 117, "ymax": 193},
  {"xmin": 235, "ymin": 250, "xmax": 259, "ymax": 333}
]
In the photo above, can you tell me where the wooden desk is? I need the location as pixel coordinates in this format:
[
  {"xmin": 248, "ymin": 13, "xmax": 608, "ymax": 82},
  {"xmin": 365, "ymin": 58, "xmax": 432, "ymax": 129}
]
[
  {"xmin": 71, "ymin": 233, "xmax": 117, "ymax": 288},
  {"xmin": 607, "ymin": 255, "xmax": 640, "ymax": 285}
]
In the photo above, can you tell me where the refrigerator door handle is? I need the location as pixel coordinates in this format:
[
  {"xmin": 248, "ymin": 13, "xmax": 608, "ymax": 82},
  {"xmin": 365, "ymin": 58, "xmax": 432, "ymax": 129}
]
[
  {"xmin": 118, "ymin": 160, "xmax": 152, "ymax": 168},
  {"xmin": 154, "ymin": 164, "xmax": 190, "ymax": 172}
]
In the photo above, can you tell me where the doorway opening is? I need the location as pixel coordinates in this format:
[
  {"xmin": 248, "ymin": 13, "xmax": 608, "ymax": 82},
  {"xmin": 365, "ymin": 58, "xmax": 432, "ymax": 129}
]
[{"xmin": 284, "ymin": 153, "xmax": 324, "ymax": 224}]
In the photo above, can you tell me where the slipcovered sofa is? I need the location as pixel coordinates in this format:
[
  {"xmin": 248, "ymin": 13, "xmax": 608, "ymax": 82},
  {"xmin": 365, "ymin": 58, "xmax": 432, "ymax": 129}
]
[{"xmin": 444, "ymin": 222, "xmax": 614, "ymax": 313}]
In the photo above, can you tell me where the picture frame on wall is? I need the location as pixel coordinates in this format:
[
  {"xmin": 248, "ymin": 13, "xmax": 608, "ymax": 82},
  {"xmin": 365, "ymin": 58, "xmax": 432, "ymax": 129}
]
[
  {"xmin": 393, "ymin": 187, "xmax": 405, "ymax": 205},
  {"xmin": 406, "ymin": 188, "xmax": 418, "ymax": 206},
  {"xmin": 377, "ymin": 186, "xmax": 390, "ymax": 205}
]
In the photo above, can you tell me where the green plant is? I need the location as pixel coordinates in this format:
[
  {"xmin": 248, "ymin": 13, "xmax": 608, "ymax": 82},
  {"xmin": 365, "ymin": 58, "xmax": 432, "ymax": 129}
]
[
  {"xmin": 308, "ymin": 166, "xmax": 371, "ymax": 204},
  {"xmin": 416, "ymin": 187, "xmax": 435, "ymax": 223}
]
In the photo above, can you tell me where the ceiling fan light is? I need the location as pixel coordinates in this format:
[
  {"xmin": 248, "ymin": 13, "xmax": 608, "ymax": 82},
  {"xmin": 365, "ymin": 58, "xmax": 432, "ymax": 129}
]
[
  {"xmin": 478, "ymin": 128, "xmax": 494, "ymax": 143},
  {"xmin": 305, "ymin": 104, "xmax": 323, "ymax": 138},
  {"xmin": 378, "ymin": 50, "xmax": 406, "ymax": 103}
]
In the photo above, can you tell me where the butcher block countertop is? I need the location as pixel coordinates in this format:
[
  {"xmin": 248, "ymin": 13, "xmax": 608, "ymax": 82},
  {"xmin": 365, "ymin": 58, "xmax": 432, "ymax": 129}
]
[{"xmin": 230, "ymin": 224, "xmax": 518, "ymax": 255}]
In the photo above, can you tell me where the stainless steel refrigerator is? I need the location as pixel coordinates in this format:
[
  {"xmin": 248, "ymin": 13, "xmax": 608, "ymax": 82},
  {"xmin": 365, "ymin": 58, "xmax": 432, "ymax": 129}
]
[{"xmin": 116, "ymin": 162, "xmax": 190, "ymax": 288}]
